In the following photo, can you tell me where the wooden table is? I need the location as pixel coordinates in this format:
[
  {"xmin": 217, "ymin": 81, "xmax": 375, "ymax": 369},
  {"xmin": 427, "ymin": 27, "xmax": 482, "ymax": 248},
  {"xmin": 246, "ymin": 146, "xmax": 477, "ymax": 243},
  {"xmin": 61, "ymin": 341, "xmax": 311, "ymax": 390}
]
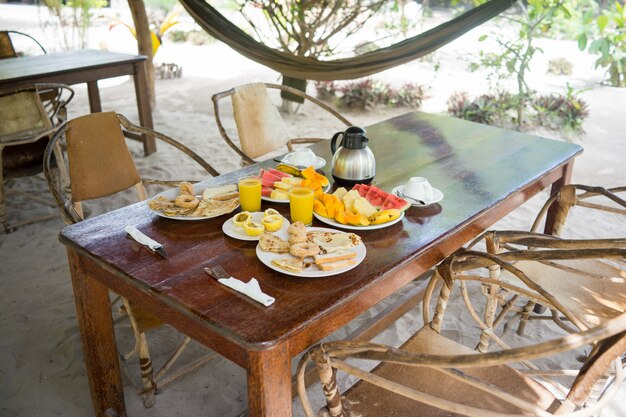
[
  {"xmin": 0, "ymin": 49, "xmax": 156, "ymax": 155},
  {"xmin": 59, "ymin": 112, "xmax": 582, "ymax": 417}
]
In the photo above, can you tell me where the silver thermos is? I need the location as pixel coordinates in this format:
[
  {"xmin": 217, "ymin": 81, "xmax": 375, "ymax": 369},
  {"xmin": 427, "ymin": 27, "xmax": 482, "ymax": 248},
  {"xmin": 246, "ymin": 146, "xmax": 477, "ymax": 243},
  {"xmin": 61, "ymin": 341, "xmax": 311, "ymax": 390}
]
[{"xmin": 330, "ymin": 126, "xmax": 376, "ymax": 186}]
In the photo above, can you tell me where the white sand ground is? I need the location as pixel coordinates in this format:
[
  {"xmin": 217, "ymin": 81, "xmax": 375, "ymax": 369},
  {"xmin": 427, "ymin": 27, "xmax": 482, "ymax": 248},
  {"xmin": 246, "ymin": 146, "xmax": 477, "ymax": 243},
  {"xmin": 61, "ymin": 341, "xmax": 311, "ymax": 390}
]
[{"xmin": 1, "ymin": 6, "xmax": 626, "ymax": 417}]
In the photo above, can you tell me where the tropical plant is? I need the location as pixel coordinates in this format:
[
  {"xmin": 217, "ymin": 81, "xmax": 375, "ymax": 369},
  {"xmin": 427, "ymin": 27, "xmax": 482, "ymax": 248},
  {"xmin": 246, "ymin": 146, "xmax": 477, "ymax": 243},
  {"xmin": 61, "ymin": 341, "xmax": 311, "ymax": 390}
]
[
  {"xmin": 533, "ymin": 84, "xmax": 590, "ymax": 130},
  {"xmin": 39, "ymin": 0, "xmax": 107, "ymax": 50},
  {"xmin": 578, "ymin": 1, "xmax": 626, "ymax": 87},
  {"xmin": 547, "ymin": 57, "xmax": 574, "ymax": 75},
  {"xmin": 447, "ymin": 91, "xmax": 498, "ymax": 125},
  {"xmin": 387, "ymin": 82, "xmax": 425, "ymax": 108},
  {"xmin": 314, "ymin": 81, "xmax": 338, "ymax": 101},
  {"xmin": 338, "ymin": 78, "xmax": 386, "ymax": 110}
]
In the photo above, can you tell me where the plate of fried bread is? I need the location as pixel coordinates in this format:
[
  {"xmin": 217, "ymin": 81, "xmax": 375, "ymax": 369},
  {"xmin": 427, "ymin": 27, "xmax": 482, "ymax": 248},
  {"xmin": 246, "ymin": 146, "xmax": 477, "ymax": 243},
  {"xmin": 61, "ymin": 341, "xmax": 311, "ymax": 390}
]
[
  {"xmin": 256, "ymin": 221, "xmax": 366, "ymax": 277},
  {"xmin": 148, "ymin": 181, "xmax": 240, "ymax": 220}
]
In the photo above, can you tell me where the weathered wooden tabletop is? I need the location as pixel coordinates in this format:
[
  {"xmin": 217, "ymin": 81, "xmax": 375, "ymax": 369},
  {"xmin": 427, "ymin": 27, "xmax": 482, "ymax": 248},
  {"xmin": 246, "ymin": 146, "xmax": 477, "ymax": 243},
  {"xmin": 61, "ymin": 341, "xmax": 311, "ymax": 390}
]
[{"xmin": 60, "ymin": 111, "xmax": 582, "ymax": 417}]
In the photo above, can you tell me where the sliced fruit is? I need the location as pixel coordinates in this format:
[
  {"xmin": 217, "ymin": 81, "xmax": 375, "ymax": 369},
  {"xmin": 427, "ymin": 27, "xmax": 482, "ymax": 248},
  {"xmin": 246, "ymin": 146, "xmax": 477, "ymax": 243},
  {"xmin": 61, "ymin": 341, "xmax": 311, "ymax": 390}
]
[
  {"xmin": 364, "ymin": 185, "xmax": 387, "ymax": 209},
  {"xmin": 267, "ymin": 168, "xmax": 292, "ymax": 179},
  {"xmin": 342, "ymin": 190, "xmax": 361, "ymax": 212},
  {"xmin": 313, "ymin": 199, "xmax": 329, "ymax": 218},
  {"xmin": 282, "ymin": 177, "xmax": 303, "ymax": 186},
  {"xmin": 264, "ymin": 208, "xmax": 280, "ymax": 217},
  {"xmin": 369, "ymin": 209, "xmax": 401, "ymax": 225},
  {"xmin": 260, "ymin": 169, "xmax": 282, "ymax": 188},
  {"xmin": 344, "ymin": 211, "xmax": 370, "ymax": 226},
  {"xmin": 332, "ymin": 187, "xmax": 348, "ymax": 201},
  {"xmin": 270, "ymin": 189, "xmax": 289, "ymax": 200},
  {"xmin": 334, "ymin": 210, "xmax": 348, "ymax": 224},
  {"xmin": 274, "ymin": 180, "xmax": 294, "ymax": 190},
  {"xmin": 261, "ymin": 214, "xmax": 284, "ymax": 232},
  {"xmin": 380, "ymin": 193, "xmax": 411, "ymax": 212},
  {"xmin": 262, "ymin": 186, "xmax": 273, "ymax": 197},
  {"xmin": 301, "ymin": 166, "xmax": 329, "ymax": 186},
  {"xmin": 233, "ymin": 211, "xmax": 252, "ymax": 228},
  {"xmin": 276, "ymin": 163, "xmax": 301, "ymax": 177},
  {"xmin": 321, "ymin": 193, "xmax": 337, "ymax": 218},
  {"xmin": 352, "ymin": 184, "xmax": 370, "ymax": 197},
  {"xmin": 353, "ymin": 197, "xmax": 378, "ymax": 218},
  {"xmin": 243, "ymin": 220, "xmax": 265, "ymax": 236}
]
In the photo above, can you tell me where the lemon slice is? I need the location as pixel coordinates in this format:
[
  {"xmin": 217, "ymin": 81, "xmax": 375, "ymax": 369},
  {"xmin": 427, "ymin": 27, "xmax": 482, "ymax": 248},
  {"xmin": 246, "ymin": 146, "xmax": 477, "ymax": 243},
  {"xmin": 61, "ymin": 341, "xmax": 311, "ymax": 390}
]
[
  {"xmin": 233, "ymin": 211, "xmax": 252, "ymax": 228},
  {"xmin": 261, "ymin": 214, "xmax": 283, "ymax": 232},
  {"xmin": 264, "ymin": 208, "xmax": 280, "ymax": 217},
  {"xmin": 243, "ymin": 221, "xmax": 265, "ymax": 236}
]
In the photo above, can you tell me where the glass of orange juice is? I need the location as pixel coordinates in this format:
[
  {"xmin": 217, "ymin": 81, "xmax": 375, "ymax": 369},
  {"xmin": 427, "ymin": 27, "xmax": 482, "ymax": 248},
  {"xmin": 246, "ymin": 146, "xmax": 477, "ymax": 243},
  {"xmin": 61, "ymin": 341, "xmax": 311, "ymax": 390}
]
[
  {"xmin": 289, "ymin": 187, "xmax": 314, "ymax": 225},
  {"xmin": 238, "ymin": 177, "xmax": 262, "ymax": 212}
]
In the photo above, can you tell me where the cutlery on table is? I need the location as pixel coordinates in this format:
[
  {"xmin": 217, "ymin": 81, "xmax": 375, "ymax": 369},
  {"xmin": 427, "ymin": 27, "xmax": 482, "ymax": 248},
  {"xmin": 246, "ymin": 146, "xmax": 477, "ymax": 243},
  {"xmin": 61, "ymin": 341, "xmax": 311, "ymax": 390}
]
[
  {"xmin": 397, "ymin": 190, "xmax": 426, "ymax": 206},
  {"xmin": 125, "ymin": 225, "xmax": 168, "ymax": 258},
  {"xmin": 204, "ymin": 266, "xmax": 275, "ymax": 307}
]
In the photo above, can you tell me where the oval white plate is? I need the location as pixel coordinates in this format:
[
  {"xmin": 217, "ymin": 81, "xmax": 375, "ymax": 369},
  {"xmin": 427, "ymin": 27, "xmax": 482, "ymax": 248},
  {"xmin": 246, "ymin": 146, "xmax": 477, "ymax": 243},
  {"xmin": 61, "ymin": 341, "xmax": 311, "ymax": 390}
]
[
  {"xmin": 256, "ymin": 227, "xmax": 366, "ymax": 277},
  {"xmin": 279, "ymin": 155, "xmax": 326, "ymax": 169},
  {"xmin": 148, "ymin": 182, "xmax": 239, "ymax": 221},
  {"xmin": 392, "ymin": 185, "xmax": 444, "ymax": 207},
  {"xmin": 313, "ymin": 211, "xmax": 404, "ymax": 231},
  {"xmin": 222, "ymin": 212, "xmax": 290, "ymax": 241},
  {"xmin": 261, "ymin": 182, "xmax": 331, "ymax": 204}
]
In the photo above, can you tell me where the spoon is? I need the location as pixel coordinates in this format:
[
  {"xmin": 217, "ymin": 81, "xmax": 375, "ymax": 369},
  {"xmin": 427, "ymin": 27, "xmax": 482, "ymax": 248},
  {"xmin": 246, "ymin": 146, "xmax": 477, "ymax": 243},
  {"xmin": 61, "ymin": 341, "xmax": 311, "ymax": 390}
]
[{"xmin": 397, "ymin": 190, "xmax": 426, "ymax": 206}]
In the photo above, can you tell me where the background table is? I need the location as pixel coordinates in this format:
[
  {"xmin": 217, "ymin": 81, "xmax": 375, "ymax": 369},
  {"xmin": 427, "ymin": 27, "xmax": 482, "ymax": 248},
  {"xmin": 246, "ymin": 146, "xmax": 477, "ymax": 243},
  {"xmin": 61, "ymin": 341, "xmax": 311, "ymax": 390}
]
[
  {"xmin": 0, "ymin": 49, "xmax": 156, "ymax": 155},
  {"xmin": 60, "ymin": 112, "xmax": 582, "ymax": 417}
]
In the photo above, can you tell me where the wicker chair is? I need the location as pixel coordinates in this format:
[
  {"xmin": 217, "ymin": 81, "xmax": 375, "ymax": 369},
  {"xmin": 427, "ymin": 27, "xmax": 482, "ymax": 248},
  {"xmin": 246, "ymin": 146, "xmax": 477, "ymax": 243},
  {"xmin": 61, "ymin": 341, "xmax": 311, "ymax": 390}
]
[
  {"xmin": 470, "ymin": 185, "xmax": 626, "ymax": 342},
  {"xmin": 43, "ymin": 111, "xmax": 218, "ymax": 407},
  {"xmin": 0, "ymin": 30, "xmax": 47, "ymax": 59},
  {"xmin": 0, "ymin": 83, "xmax": 74, "ymax": 232},
  {"xmin": 212, "ymin": 82, "xmax": 352, "ymax": 165},
  {"xmin": 297, "ymin": 247, "xmax": 626, "ymax": 417}
]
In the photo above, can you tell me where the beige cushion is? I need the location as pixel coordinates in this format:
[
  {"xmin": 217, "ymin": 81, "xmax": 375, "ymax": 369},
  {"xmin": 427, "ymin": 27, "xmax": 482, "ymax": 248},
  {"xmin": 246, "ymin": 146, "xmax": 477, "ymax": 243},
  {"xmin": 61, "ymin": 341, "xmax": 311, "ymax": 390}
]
[
  {"xmin": 344, "ymin": 326, "xmax": 556, "ymax": 416},
  {"xmin": 231, "ymin": 83, "xmax": 290, "ymax": 159}
]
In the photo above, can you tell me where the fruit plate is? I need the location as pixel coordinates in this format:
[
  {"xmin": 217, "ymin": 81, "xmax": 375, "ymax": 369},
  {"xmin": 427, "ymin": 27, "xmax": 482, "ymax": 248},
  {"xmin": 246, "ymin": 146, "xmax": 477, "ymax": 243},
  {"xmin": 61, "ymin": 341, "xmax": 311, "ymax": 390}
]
[
  {"xmin": 222, "ymin": 211, "xmax": 290, "ymax": 241},
  {"xmin": 261, "ymin": 183, "xmax": 331, "ymax": 204},
  {"xmin": 256, "ymin": 227, "xmax": 366, "ymax": 277},
  {"xmin": 313, "ymin": 211, "xmax": 404, "ymax": 231}
]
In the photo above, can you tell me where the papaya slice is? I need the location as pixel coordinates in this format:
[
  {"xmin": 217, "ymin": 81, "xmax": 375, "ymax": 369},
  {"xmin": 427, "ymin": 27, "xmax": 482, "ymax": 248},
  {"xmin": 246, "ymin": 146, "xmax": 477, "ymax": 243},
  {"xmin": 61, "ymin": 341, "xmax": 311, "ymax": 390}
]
[
  {"xmin": 313, "ymin": 199, "xmax": 329, "ymax": 218},
  {"xmin": 334, "ymin": 210, "xmax": 348, "ymax": 224},
  {"xmin": 344, "ymin": 210, "xmax": 370, "ymax": 226}
]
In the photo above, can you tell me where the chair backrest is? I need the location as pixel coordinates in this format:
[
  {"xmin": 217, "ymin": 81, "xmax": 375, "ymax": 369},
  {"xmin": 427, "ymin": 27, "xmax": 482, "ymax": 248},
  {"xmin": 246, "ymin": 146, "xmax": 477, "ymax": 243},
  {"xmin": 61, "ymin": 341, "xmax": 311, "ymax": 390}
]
[
  {"xmin": 231, "ymin": 83, "xmax": 291, "ymax": 159},
  {"xmin": 0, "ymin": 90, "xmax": 52, "ymax": 144},
  {"xmin": 0, "ymin": 31, "xmax": 17, "ymax": 59},
  {"xmin": 65, "ymin": 111, "xmax": 143, "ymax": 203}
]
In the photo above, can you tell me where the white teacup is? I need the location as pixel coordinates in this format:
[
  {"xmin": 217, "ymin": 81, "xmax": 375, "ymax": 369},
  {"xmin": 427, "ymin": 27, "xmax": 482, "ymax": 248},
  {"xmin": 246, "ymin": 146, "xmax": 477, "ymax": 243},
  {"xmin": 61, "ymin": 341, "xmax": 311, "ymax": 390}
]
[
  {"xmin": 283, "ymin": 148, "xmax": 318, "ymax": 167},
  {"xmin": 403, "ymin": 177, "xmax": 434, "ymax": 202}
]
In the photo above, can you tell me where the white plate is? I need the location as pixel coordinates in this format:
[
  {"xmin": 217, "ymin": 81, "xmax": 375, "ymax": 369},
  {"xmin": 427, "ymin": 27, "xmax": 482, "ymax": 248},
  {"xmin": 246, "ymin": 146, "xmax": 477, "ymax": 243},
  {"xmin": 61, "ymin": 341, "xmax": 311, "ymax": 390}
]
[
  {"xmin": 256, "ymin": 227, "xmax": 366, "ymax": 277},
  {"xmin": 313, "ymin": 211, "xmax": 404, "ymax": 231},
  {"xmin": 279, "ymin": 155, "xmax": 326, "ymax": 169},
  {"xmin": 392, "ymin": 185, "xmax": 444, "ymax": 207},
  {"xmin": 261, "ymin": 182, "xmax": 331, "ymax": 204},
  {"xmin": 148, "ymin": 181, "xmax": 239, "ymax": 221},
  {"xmin": 222, "ymin": 212, "xmax": 290, "ymax": 241}
]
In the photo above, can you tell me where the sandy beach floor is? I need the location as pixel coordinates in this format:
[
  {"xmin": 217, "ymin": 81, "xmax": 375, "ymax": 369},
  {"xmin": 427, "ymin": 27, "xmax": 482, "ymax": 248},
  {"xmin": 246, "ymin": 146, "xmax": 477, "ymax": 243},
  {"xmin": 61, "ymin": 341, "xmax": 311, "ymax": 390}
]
[{"xmin": 1, "ymin": 6, "xmax": 626, "ymax": 417}]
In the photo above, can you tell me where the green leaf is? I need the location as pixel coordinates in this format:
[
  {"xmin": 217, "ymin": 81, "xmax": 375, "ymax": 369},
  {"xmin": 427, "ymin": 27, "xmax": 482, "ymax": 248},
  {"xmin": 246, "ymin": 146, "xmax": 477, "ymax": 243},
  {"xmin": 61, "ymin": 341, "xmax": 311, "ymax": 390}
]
[
  {"xmin": 578, "ymin": 33, "xmax": 588, "ymax": 51},
  {"xmin": 478, "ymin": 35, "xmax": 488, "ymax": 42},
  {"xmin": 597, "ymin": 15, "xmax": 609, "ymax": 32}
]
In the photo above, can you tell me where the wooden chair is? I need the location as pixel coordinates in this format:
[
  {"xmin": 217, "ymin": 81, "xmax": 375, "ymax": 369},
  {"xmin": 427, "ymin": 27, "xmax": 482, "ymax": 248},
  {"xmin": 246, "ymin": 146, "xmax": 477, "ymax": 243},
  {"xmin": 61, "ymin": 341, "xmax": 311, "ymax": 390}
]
[
  {"xmin": 297, "ymin": 247, "xmax": 626, "ymax": 417},
  {"xmin": 0, "ymin": 30, "xmax": 47, "ymax": 59},
  {"xmin": 470, "ymin": 185, "xmax": 626, "ymax": 341},
  {"xmin": 43, "ymin": 111, "xmax": 219, "ymax": 407},
  {"xmin": 0, "ymin": 83, "xmax": 74, "ymax": 232},
  {"xmin": 212, "ymin": 82, "xmax": 352, "ymax": 165}
]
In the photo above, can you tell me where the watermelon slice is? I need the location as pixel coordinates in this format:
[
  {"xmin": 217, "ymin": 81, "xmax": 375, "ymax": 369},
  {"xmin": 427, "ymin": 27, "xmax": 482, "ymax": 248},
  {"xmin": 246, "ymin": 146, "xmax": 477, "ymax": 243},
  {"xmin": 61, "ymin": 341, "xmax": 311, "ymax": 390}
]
[
  {"xmin": 267, "ymin": 168, "xmax": 292, "ymax": 179},
  {"xmin": 352, "ymin": 184, "xmax": 370, "ymax": 197},
  {"xmin": 380, "ymin": 194, "xmax": 411, "ymax": 212},
  {"xmin": 364, "ymin": 185, "xmax": 387, "ymax": 209},
  {"xmin": 259, "ymin": 169, "xmax": 282, "ymax": 188},
  {"xmin": 261, "ymin": 186, "xmax": 273, "ymax": 197}
]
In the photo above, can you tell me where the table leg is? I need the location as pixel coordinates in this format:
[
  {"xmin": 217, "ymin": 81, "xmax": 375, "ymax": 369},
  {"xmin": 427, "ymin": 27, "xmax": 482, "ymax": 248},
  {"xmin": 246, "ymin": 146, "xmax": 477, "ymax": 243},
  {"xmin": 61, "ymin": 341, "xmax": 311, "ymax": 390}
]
[
  {"xmin": 543, "ymin": 160, "xmax": 574, "ymax": 235},
  {"xmin": 247, "ymin": 345, "xmax": 293, "ymax": 417},
  {"xmin": 133, "ymin": 61, "xmax": 156, "ymax": 155},
  {"xmin": 67, "ymin": 249, "xmax": 126, "ymax": 417},
  {"xmin": 87, "ymin": 81, "xmax": 102, "ymax": 113},
  {"xmin": 0, "ymin": 146, "xmax": 9, "ymax": 233}
]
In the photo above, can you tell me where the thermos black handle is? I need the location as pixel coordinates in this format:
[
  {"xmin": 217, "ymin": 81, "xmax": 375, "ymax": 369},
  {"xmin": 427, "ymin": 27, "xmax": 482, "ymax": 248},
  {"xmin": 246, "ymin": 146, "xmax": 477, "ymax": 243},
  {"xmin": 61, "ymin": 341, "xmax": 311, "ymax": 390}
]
[{"xmin": 330, "ymin": 131, "xmax": 344, "ymax": 154}]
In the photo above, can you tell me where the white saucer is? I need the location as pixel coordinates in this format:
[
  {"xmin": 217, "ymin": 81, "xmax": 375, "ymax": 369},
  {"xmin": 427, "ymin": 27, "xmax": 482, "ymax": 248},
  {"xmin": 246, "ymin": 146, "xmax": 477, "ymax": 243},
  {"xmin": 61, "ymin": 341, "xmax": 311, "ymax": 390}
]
[
  {"xmin": 392, "ymin": 185, "xmax": 444, "ymax": 207},
  {"xmin": 279, "ymin": 155, "xmax": 326, "ymax": 169}
]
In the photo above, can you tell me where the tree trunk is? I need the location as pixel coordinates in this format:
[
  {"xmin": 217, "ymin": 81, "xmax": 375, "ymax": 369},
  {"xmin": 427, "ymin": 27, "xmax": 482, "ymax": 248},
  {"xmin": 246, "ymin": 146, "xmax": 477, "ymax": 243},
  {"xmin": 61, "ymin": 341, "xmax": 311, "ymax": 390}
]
[{"xmin": 128, "ymin": 0, "xmax": 155, "ymax": 109}]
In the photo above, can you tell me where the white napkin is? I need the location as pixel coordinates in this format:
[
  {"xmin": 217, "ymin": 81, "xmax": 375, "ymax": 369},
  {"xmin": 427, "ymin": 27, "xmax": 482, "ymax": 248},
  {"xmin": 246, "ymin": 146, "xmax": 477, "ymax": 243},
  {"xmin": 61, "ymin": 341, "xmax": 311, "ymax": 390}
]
[{"xmin": 218, "ymin": 277, "xmax": 275, "ymax": 307}]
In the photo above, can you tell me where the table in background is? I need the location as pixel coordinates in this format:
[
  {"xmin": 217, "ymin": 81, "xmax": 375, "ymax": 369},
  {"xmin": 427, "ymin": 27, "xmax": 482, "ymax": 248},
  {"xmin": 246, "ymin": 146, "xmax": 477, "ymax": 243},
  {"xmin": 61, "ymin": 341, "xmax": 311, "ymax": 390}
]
[
  {"xmin": 60, "ymin": 112, "xmax": 582, "ymax": 417},
  {"xmin": 0, "ymin": 49, "xmax": 156, "ymax": 155}
]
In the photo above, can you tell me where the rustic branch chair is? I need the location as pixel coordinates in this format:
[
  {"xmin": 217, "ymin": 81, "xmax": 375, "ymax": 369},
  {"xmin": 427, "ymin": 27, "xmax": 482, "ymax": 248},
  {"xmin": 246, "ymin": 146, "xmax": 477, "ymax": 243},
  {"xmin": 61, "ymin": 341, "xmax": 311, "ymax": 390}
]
[
  {"xmin": 43, "ymin": 111, "xmax": 218, "ymax": 407},
  {"xmin": 0, "ymin": 83, "xmax": 74, "ymax": 232},
  {"xmin": 0, "ymin": 30, "xmax": 47, "ymax": 59},
  {"xmin": 465, "ymin": 184, "xmax": 626, "ymax": 343},
  {"xmin": 297, "ymin": 248, "xmax": 626, "ymax": 417},
  {"xmin": 212, "ymin": 82, "xmax": 352, "ymax": 165}
]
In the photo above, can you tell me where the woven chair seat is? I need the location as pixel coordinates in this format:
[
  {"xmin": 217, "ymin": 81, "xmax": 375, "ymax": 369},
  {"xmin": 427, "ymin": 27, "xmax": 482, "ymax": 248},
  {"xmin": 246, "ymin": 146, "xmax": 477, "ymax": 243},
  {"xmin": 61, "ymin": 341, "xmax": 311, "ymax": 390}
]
[
  {"xmin": 344, "ymin": 326, "xmax": 556, "ymax": 417},
  {"xmin": 499, "ymin": 259, "xmax": 626, "ymax": 328}
]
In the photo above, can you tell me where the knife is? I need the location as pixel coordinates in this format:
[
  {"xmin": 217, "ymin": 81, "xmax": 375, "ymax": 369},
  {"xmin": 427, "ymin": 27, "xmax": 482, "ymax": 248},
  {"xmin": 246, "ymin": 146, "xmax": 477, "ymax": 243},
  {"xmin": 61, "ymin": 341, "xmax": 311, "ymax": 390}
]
[{"xmin": 125, "ymin": 225, "xmax": 168, "ymax": 258}]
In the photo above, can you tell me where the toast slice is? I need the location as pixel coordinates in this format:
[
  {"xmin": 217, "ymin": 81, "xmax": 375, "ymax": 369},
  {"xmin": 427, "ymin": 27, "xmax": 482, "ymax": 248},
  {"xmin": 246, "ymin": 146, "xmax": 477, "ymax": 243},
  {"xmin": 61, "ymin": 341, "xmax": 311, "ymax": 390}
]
[
  {"xmin": 317, "ymin": 259, "xmax": 357, "ymax": 271},
  {"xmin": 202, "ymin": 184, "xmax": 237, "ymax": 200},
  {"xmin": 314, "ymin": 250, "xmax": 356, "ymax": 265},
  {"xmin": 272, "ymin": 257, "xmax": 304, "ymax": 273}
]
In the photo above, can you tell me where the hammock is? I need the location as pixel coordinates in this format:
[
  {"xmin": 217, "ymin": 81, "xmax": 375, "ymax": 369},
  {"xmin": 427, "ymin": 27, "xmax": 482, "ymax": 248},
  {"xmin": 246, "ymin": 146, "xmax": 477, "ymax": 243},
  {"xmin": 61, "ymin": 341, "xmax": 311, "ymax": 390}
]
[{"xmin": 179, "ymin": 0, "xmax": 517, "ymax": 81}]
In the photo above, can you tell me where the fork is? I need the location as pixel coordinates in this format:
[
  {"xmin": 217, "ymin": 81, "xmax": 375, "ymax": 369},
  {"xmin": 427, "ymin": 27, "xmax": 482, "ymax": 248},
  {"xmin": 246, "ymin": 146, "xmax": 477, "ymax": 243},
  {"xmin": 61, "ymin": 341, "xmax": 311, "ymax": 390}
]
[
  {"xmin": 204, "ymin": 266, "xmax": 275, "ymax": 306},
  {"xmin": 204, "ymin": 265, "xmax": 230, "ymax": 280}
]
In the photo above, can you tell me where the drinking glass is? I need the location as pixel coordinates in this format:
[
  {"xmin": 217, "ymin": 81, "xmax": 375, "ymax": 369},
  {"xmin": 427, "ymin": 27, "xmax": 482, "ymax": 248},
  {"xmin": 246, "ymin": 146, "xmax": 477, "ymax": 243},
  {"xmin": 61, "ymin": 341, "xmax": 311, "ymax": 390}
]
[
  {"xmin": 289, "ymin": 187, "xmax": 314, "ymax": 225},
  {"xmin": 238, "ymin": 177, "xmax": 262, "ymax": 212}
]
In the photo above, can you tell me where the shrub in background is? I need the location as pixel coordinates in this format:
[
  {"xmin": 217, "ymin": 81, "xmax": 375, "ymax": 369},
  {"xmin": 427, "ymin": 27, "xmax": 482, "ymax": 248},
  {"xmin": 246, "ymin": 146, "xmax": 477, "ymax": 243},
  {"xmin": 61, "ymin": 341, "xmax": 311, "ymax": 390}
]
[
  {"xmin": 314, "ymin": 81, "xmax": 338, "ymax": 101},
  {"xmin": 447, "ymin": 91, "xmax": 498, "ymax": 125},
  {"xmin": 316, "ymin": 79, "xmax": 425, "ymax": 110},
  {"xmin": 548, "ymin": 58, "xmax": 574, "ymax": 75},
  {"xmin": 533, "ymin": 90, "xmax": 589, "ymax": 130},
  {"xmin": 387, "ymin": 82, "xmax": 425, "ymax": 108}
]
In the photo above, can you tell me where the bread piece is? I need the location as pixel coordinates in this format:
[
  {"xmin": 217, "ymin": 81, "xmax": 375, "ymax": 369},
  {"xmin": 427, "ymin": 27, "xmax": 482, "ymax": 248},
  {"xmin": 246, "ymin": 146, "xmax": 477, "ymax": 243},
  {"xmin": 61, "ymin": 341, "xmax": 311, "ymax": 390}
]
[
  {"xmin": 317, "ymin": 259, "xmax": 357, "ymax": 271},
  {"xmin": 259, "ymin": 232, "xmax": 290, "ymax": 253},
  {"xmin": 307, "ymin": 231, "xmax": 362, "ymax": 254},
  {"xmin": 272, "ymin": 257, "xmax": 304, "ymax": 272},
  {"xmin": 202, "ymin": 184, "xmax": 237, "ymax": 200},
  {"xmin": 314, "ymin": 250, "xmax": 356, "ymax": 265}
]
